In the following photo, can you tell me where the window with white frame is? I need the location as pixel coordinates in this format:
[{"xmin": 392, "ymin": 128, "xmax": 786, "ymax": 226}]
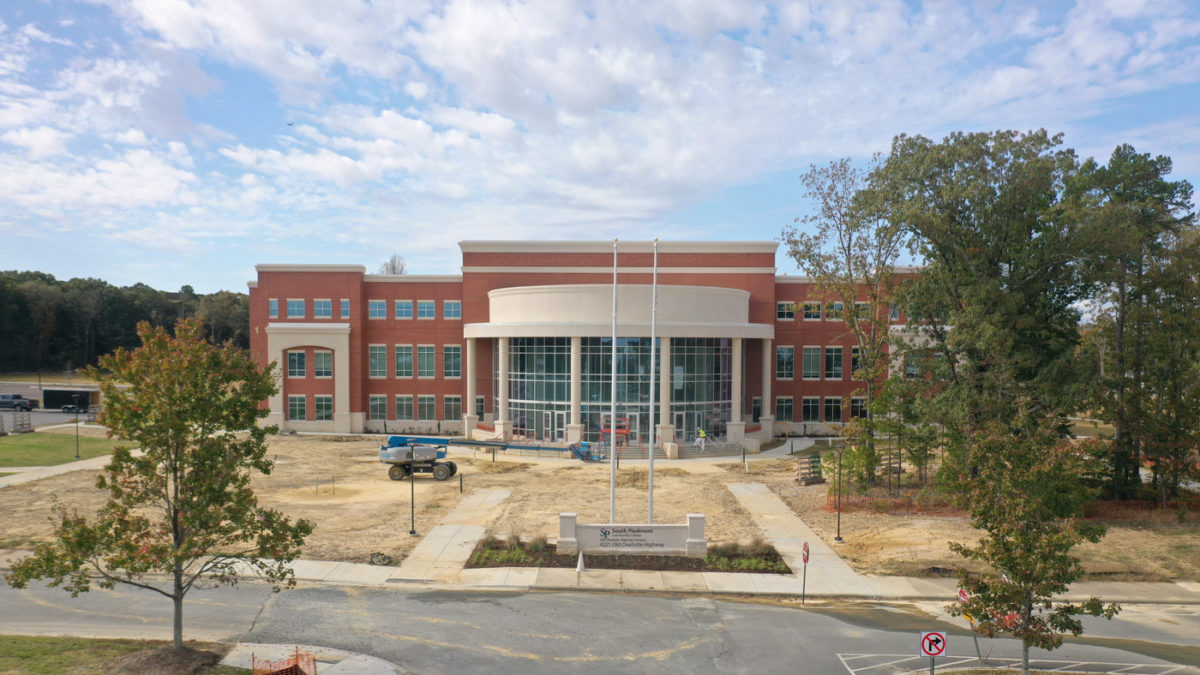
[
  {"xmin": 826, "ymin": 301, "xmax": 843, "ymax": 321},
  {"xmin": 801, "ymin": 397, "xmax": 820, "ymax": 422},
  {"xmin": 313, "ymin": 299, "xmax": 332, "ymax": 319},
  {"xmin": 889, "ymin": 303, "xmax": 900, "ymax": 322},
  {"xmin": 444, "ymin": 345, "xmax": 462, "ymax": 378},
  {"xmin": 417, "ymin": 395, "xmax": 435, "ymax": 421},
  {"xmin": 395, "ymin": 395, "xmax": 413, "ymax": 420},
  {"xmin": 341, "ymin": 299, "xmax": 350, "ymax": 319},
  {"xmin": 314, "ymin": 395, "xmax": 333, "ymax": 421},
  {"xmin": 752, "ymin": 397, "xmax": 761, "ymax": 423},
  {"xmin": 287, "ymin": 351, "xmax": 306, "ymax": 378},
  {"xmin": 850, "ymin": 397, "xmax": 868, "ymax": 419},
  {"xmin": 475, "ymin": 395, "xmax": 485, "ymax": 417},
  {"xmin": 314, "ymin": 351, "xmax": 332, "ymax": 378},
  {"xmin": 268, "ymin": 298, "xmax": 279, "ymax": 318},
  {"xmin": 417, "ymin": 300, "xmax": 435, "ymax": 319},
  {"xmin": 444, "ymin": 395, "xmax": 462, "ymax": 420},
  {"xmin": 287, "ymin": 395, "xmax": 306, "ymax": 420},
  {"xmin": 287, "ymin": 299, "xmax": 305, "ymax": 318},
  {"xmin": 368, "ymin": 395, "xmax": 387, "ymax": 420},
  {"xmin": 775, "ymin": 396, "xmax": 793, "ymax": 422},
  {"xmin": 775, "ymin": 346, "xmax": 794, "ymax": 379},
  {"xmin": 825, "ymin": 346, "xmax": 843, "ymax": 379},
  {"xmin": 824, "ymin": 396, "xmax": 842, "ymax": 422},
  {"xmin": 368, "ymin": 299, "xmax": 386, "ymax": 319},
  {"xmin": 776, "ymin": 302, "xmax": 794, "ymax": 320},
  {"xmin": 395, "ymin": 300, "xmax": 412, "ymax": 319},
  {"xmin": 444, "ymin": 300, "xmax": 462, "ymax": 319},
  {"xmin": 417, "ymin": 345, "xmax": 435, "ymax": 378},
  {"xmin": 803, "ymin": 302, "xmax": 821, "ymax": 320},
  {"xmin": 368, "ymin": 345, "xmax": 387, "ymax": 378},
  {"xmin": 851, "ymin": 346, "xmax": 861, "ymax": 377},
  {"xmin": 395, "ymin": 345, "xmax": 413, "ymax": 377},
  {"xmin": 802, "ymin": 346, "xmax": 820, "ymax": 380}
]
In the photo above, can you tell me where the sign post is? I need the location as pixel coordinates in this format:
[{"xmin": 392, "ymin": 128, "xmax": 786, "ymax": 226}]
[
  {"xmin": 959, "ymin": 589, "xmax": 984, "ymax": 664},
  {"xmin": 801, "ymin": 541, "xmax": 810, "ymax": 605},
  {"xmin": 920, "ymin": 631, "xmax": 946, "ymax": 674}
]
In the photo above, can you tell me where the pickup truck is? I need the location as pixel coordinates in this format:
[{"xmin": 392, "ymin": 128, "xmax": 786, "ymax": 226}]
[{"xmin": 0, "ymin": 394, "xmax": 34, "ymax": 411}]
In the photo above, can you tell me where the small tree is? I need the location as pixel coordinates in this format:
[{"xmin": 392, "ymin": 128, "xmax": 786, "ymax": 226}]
[
  {"xmin": 947, "ymin": 427, "xmax": 1119, "ymax": 675},
  {"xmin": 6, "ymin": 319, "xmax": 312, "ymax": 653},
  {"xmin": 378, "ymin": 253, "xmax": 408, "ymax": 275}
]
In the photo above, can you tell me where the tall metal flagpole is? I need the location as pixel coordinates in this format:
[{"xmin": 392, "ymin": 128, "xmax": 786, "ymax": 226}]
[
  {"xmin": 648, "ymin": 239, "xmax": 658, "ymax": 523},
  {"xmin": 610, "ymin": 239, "xmax": 618, "ymax": 524}
]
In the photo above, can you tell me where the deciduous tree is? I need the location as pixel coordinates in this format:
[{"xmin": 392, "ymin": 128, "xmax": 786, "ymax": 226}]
[{"xmin": 6, "ymin": 319, "xmax": 312, "ymax": 653}]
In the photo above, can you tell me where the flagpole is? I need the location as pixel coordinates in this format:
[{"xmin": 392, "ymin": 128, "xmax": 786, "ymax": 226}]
[
  {"xmin": 610, "ymin": 239, "xmax": 618, "ymax": 524},
  {"xmin": 648, "ymin": 239, "xmax": 658, "ymax": 523}
]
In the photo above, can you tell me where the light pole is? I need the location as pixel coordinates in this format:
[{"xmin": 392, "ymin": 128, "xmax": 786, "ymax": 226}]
[
  {"xmin": 834, "ymin": 445, "xmax": 844, "ymax": 542},
  {"xmin": 73, "ymin": 395, "xmax": 81, "ymax": 460},
  {"xmin": 408, "ymin": 451, "xmax": 417, "ymax": 536}
]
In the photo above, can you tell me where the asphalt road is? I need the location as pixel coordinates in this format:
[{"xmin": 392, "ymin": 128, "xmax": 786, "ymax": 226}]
[{"xmin": 3, "ymin": 581, "xmax": 1197, "ymax": 674}]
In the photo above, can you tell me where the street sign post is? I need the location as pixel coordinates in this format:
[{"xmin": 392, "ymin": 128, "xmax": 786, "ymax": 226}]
[
  {"xmin": 801, "ymin": 541, "xmax": 809, "ymax": 604},
  {"xmin": 920, "ymin": 631, "xmax": 946, "ymax": 674},
  {"xmin": 958, "ymin": 589, "xmax": 985, "ymax": 664}
]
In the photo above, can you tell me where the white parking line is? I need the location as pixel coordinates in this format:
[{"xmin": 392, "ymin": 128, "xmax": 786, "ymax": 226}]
[{"xmin": 838, "ymin": 654, "xmax": 1200, "ymax": 675}]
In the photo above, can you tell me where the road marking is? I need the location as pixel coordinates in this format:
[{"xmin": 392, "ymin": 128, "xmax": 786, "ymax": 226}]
[{"xmin": 838, "ymin": 653, "xmax": 1200, "ymax": 674}]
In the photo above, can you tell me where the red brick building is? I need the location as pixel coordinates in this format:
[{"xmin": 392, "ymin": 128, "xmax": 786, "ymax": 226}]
[{"xmin": 249, "ymin": 241, "xmax": 902, "ymax": 446}]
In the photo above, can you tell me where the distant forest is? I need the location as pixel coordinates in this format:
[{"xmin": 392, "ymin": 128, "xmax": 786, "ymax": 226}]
[{"xmin": 0, "ymin": 270, "xmax": 249, "ymax": 373}]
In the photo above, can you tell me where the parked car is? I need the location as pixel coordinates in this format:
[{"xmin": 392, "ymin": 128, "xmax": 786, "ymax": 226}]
[
  {"xmin": 0, "ymin": 394, "xmax": 34, "ymax": 411},
  {"xmin": 61, "ymin": 403, "xmax": 85, "ymax": 413}
]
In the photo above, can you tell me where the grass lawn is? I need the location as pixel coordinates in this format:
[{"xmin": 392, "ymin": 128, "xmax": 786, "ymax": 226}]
[
  {"xmin": 0, "ymin": 635, "xmax": 243, "ymax": 674},
  {"xmin": 0, "ymin": 434, "xmax": 132, "ymax": 466}
]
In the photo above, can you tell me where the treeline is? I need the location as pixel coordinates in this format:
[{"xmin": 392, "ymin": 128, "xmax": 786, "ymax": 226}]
[{"xmin": 0, "ymin": 271, "xmax": 249, "ymax": 373}]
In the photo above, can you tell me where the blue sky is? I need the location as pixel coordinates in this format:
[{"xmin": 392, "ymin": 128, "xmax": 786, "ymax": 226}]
[{"xmin": 1, "ymin": 0, "xmax": 1198, "ymax": 293}]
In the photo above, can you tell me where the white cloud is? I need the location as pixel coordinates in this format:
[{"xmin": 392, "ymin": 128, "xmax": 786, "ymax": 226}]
[{"xmin": 1, "ymin": 125, "xmax": 70, "ymax": 158}]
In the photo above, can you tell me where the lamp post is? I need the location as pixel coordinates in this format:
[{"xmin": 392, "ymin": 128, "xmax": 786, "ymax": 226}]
[
  {"xmin": 834, "ymin": 445, "xmax": 844, "ymax": 542},
  {"xmin": 408, "ymin": 452, "xmax": 417, "ymax": 536},
  {"xmin": 73, "ymin": 395, "xmax": 81, "ymax": 460}
]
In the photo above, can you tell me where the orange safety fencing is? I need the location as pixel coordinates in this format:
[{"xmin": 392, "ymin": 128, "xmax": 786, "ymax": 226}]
[{"xmin": 252, "ymin": 647, "xmax": 317, "ymax": 675}]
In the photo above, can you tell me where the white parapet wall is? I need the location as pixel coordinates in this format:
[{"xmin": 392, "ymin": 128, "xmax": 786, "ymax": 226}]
[{"xmin": 557, "ymin": 512, "xmax": 707, "ymax": 558}]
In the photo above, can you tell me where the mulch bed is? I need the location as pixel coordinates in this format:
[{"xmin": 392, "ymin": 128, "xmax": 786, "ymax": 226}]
[{"xmin": 466, "ymin": 550, "xmax": 793, "ymax": 575}]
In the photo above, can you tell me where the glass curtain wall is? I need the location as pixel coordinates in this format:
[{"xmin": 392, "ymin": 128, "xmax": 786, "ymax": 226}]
[
  {"xmin": 669, "ymin": 338, "xmax": 732, "ymax": 441},
  {"xmin": 503, "ymin": 338, "xmax": 570, "ymax": 440},
  {"xmin": 579, "ymin": 337, "xmax": 657, "ymax": 443}
]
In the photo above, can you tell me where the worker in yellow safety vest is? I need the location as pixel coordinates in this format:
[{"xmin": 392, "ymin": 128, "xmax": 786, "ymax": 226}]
[{"xmin": 694, "ymin": 427, "xmax": 707, "ymax": 451}]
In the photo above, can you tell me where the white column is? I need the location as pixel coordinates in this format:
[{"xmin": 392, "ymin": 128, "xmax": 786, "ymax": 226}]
[
  {"xmin": 496, "ymin": 337, "xmax": 511, "ymax": 440},
  {"xmin": 759, "ymin": 338, "xmax": 775, "ymax": 433},
  {"xmin": 728, "ymin": 337, "xmax": 745, "ymax": 445},
  {"xmin": 567, "ymin": 336, "xmax": 583, "ymax": 443},
  {"xmin": 462, "ymin": 337, "xmax": 478, "ymax": 436}
]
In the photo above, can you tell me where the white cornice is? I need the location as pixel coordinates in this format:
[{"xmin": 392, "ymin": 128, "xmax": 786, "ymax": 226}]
[
  {"xmin": 459, "ymin": 240, "xmax": 778, "ymax": 254},
  {"xmin": 364, "ymin": 274, "xmax": 462, "ymax": 283},
  {"xmin": 256, "ymin": 264, "xmax": 366, "ymax": 273},
  {"xmin": 774, "ymin": 276, "xmax": 817, "ymax": 284},
  {"xmin": 265, "ymin": 323, "xmax": 351, "ymax": 334},
  {"xmin": 463, "ymin": 266, "xmax": 776, "ymax": 274}
]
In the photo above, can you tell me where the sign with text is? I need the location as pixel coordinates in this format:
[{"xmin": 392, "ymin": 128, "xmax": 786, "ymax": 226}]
[{"xmin": 558, "ymin": 513, "xmax": 707, "ymax": 558}]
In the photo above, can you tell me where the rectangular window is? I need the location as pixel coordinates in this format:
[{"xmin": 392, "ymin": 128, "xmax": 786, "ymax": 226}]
[
  {"xmin": 395, "ymin": 300, "xmax": 413, "ymax": 319},
  {"xmin": 825, "ymin": 346, "xmax": 843, "ymax": 379},
  {"xmin": 395, "ymin": 395, "xmax": 413, "ymax": 421},
  {"xmin": 826, "ymin": 301, "xmax": 843, "ymax": 321},
  {"xmin": 802, "ymin": 397, "xmax": 820, "ymax": 422},
  {"xmin": 803, "ymin": 302, "xmax": 821, "ymax": 320},
  {"xmin": 268, "ymin": 298, "xmax": 279, "ymax": 319},
  {"xmin": 850, "ymin": 397, "xmax": 868, "ymax": 419},
  {"xmin": 889, "ymin": 303, "xmax": 900, "ymax": 322},
  {"xmin": 444, "ymin": 395, "xmax": 462, "ymax": 421},
  {"xmin": 851, "ymin": 346, "xmax": 861, "ymax": 378},
  {"xmin": 824, "ymin": 397, "xmax": 843, "ymax": 422},
  {"xmin": 287, "ymin": 394, "xmax": 306, "ymax": 421},
  {"xmin": 775, "ymin": 346, "xmax": 794, "ymax": 379},
  {"xmin": 417, "ymin": 345, "xmax": 435, "ymax": 378},
  {"xmin": 475, "ymin": 395, "xmax": 485, "ymax": 417},
  {"xmin": 368, "ymin": 395, "xmax": 387, "ymax": 420},
  {"xmin": 854, "ymin": 302, "xmax": 869, "ymax": 320},
  {"xmin": 802, "ymin": 346, "xmax": 820, "ymax": 380},
  {"xmin": 443, "ymin": 345, "xmax": 462, "ymax": 378},
  {"xmin": 417, "ymin": 394, "xmax": 435, "ymax": 421},
  {"xmin": 775, "ymin": 397, "xmax": 794, "ymax": 422},
  {"xmin": 287, "ymin": 299, "xmax": 305, "ymax": 318},
  {"xmin": 287, "ymin": 351, "xmax": 306, "ymax": 378},
  {"xmin": 751, "ymin": 397, "xmax": 761, "ymax": 423},
  {"xmin": 313, "ymin": 299, "xmax": 332, "ymax": 319},
  {"xmin": 776, "ymin": 302, "xmax": 794, "ymax": 320},
  {"xmin": 341, "ymin": 299, "xmax": 350, "ymax": 319},
  {"xmin": 368, "ymin": 300, "xmax": 386, "ymax": 319},
  {"xmin": 314, "ymin": 395, "xmax": 333, "ymax": 421},
  {"xmin": 394, "ymin": 345, "xmax": 413, "ymax": 377},
  {"xmin": 368, "ymin": 345, "xmax": 387, "ymax": 378},
  {"xmin": 314, "ymin": 351, "xmax": 332, "ymax": 378},
  {"xmin": 444, "ymin": 300, "xmax": 462, "ymax": 319},
  {"xmin": 417, "ymin": 300, "xmax": 435, "ymax": 319}
]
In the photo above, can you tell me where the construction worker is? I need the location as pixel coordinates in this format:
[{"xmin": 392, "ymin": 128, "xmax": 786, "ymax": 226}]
[{"xmin": 694, "ymin": 427, "xmax": 707, "ymax": 452}]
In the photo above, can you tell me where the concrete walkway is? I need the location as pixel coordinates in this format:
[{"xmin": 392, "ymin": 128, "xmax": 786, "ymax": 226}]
[{"xmin": 388, "ymin": 488, "xmax": 510, "ymax": 583}]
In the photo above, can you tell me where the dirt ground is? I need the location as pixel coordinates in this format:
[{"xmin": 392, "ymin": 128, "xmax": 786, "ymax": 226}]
[{"xmin": 2, "ymin": 433, "xmax": 1197, "ymax": 580}]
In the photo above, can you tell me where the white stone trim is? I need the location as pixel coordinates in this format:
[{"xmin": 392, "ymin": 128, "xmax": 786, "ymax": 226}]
[
  {"xmin": 365, "ymin": 274, "xmax": 462, "ymax": 283},
  {"xmin": 256, "ymin": 264, "xmax": 366, "ymax": 273},
  {"xmin": 462, "ymin": 266, "xmax": 776, "ymax": 274},
  {"xmin": 460, "ymin": 240, "xmax": 777, "ymax": 254}
]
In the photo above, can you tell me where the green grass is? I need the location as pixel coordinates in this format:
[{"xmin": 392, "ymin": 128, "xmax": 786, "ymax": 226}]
[
  {"xmin": 0, "ymin": 635, "xmax": 244, "ymax": 674},
  {"xmin": 0, "ymin": 434, "xmax": 133, "ymax": 467}
]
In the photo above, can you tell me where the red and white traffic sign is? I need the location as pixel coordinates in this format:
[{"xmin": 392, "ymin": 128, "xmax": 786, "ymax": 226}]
[
  {"xmin": 920, "ymin": 631, "xmax": 947, "ymax": 657},
  {"xmin": 802, "ymin": 541, "xmax": 810, "ymax": 564},
  {"xmin": 958, "ymin": 589, "xmax": 969, "ymax": 603}
]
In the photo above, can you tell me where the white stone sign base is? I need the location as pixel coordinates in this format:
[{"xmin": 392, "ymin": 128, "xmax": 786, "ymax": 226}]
[{"xmin": 557, "ymin": 513, "xmax": 707, "ymax": 558}]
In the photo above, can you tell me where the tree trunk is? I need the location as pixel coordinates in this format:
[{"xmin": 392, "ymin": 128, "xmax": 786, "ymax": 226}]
[
  {"xmin": 1021, "ymin": 642, "xmax": 1030, "ymax": 675},
  {"xmin": 173, "ymin": 563, "xmax": 184, "ymax": 652}
]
